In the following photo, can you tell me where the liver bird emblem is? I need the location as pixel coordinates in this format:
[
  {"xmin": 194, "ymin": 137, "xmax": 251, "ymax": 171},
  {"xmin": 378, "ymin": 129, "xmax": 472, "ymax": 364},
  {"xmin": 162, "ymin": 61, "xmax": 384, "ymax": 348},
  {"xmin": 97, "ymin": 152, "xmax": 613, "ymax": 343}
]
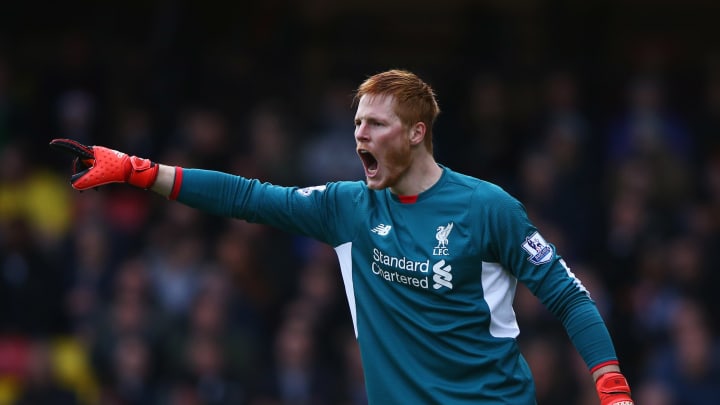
[{"xmin": 435, "ymin": 222, "xmax": 454, "ymax": 248}]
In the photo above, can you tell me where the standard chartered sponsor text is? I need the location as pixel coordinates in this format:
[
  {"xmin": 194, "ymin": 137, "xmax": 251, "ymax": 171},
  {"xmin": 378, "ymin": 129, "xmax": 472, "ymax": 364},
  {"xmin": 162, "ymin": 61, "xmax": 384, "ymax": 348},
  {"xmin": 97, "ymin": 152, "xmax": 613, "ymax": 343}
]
[
  {"xmin": 372, "ymin": 248, "xmax": 430, "ymax": 289},
  {"xmin": 372, "ymin": 262, "xmax": 430, "ymax": 288},
  {"xmin": 373, "ymin": 248, "xmax": 430, "ymax": 272}
]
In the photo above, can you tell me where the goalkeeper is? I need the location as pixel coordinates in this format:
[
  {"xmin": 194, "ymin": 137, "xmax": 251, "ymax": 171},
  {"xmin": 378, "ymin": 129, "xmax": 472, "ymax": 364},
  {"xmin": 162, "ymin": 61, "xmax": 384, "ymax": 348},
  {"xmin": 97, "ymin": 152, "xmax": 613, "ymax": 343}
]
[{"xmin": 51, "ymin": 69, "xmax": 633, "ymax": 405}]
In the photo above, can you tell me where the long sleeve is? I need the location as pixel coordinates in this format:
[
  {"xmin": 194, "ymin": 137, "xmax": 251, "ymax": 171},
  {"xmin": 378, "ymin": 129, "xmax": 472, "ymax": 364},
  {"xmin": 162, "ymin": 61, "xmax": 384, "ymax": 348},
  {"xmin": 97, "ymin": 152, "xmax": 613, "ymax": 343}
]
[{"xmin": 482, "ymin": 185, "xmax": 618, "ymax": 370}]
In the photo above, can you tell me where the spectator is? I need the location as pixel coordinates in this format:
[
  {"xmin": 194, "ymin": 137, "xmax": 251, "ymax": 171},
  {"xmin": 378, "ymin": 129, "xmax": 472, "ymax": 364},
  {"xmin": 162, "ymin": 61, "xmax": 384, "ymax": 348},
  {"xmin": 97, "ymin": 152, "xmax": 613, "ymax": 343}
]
[
  {"xmin": 641, "ymin": 297, "xmax": 720, "ymax": 404},
  {"xmin": 14, "ymin": 339, "xmax": 79, "ymax": 405}
]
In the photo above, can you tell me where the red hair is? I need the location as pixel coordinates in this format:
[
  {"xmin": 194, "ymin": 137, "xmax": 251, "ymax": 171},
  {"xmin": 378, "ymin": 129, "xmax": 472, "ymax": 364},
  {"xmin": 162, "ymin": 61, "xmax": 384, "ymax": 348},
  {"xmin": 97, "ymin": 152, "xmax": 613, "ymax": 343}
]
[{"xmin": 354, "ymin": 69, "xmax": 441, "ymax": 152}]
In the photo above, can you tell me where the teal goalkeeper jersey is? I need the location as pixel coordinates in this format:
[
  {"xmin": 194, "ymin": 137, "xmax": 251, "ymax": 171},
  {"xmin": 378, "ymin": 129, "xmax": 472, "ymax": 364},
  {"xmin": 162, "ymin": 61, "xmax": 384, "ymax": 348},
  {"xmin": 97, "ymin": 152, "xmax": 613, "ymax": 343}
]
[{"xmin": 175, "ymin": 165, "xmax": 618, "ymax": 405}]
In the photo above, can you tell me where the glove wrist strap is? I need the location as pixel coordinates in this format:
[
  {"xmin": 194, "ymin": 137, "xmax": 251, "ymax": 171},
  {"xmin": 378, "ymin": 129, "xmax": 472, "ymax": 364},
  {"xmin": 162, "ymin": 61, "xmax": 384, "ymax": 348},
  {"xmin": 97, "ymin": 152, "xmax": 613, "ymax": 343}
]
[
  {"xmin": 596, "ymin": 371, "xmax": 633, "ymax": 405},
  {"xmin": 126, "ymin": 156, "xmax": 159, "ymax": 189}
]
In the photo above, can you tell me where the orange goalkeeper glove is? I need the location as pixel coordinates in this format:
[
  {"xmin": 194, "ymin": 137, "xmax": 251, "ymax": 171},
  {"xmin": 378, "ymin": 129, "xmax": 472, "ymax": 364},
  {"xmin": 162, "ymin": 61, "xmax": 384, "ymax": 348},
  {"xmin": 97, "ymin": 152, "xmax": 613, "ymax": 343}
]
[
  {"xmin": 49, "ymin": 138, "xmax": 159, "ymax": 191},
  {"xmin": 595, "ymin": 371, "xmax": 634, "ymax": 405}
]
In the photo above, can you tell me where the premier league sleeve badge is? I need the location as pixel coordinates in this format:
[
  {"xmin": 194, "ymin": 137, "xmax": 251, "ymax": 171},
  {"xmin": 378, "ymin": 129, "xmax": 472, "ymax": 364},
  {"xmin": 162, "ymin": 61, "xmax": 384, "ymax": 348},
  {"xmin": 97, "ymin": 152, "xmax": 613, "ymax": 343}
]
[{"xmin": 522, "ymin": 231, "xmax": 554, "ymax": 265}]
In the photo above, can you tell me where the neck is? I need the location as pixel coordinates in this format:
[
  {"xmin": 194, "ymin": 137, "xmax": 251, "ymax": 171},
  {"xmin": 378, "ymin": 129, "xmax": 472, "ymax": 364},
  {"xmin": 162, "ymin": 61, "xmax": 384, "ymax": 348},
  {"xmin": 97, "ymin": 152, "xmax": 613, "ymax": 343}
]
[{"xmin": 390, "ymin": 155, "xmax": 442, "ymax": 196}]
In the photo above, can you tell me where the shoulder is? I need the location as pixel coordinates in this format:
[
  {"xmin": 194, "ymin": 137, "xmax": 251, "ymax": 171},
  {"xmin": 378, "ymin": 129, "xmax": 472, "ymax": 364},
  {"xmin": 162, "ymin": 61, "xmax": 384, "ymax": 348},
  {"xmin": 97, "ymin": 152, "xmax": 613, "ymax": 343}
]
[
  {"xmin": 443, "ymin": 167, "xmax": 518, "ymax": 206},
  {"xmin": 303, "ymin": 180, "xmax": 371, "ymax": 205},
  {"xmin": 330, "ymin": 180, "xmax": 368, "ymax": 196},
  {"xmin": 297, "ymin": 180, "xmax": 365, "ymax": 194}
]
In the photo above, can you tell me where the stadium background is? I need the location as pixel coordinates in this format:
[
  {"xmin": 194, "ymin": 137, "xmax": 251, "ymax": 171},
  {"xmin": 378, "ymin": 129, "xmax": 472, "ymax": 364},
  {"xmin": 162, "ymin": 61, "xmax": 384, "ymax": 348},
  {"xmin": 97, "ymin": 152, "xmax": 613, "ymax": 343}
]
[{"xmin": 1, "ymin": 0, "xmax": 719, "ymax": 404}]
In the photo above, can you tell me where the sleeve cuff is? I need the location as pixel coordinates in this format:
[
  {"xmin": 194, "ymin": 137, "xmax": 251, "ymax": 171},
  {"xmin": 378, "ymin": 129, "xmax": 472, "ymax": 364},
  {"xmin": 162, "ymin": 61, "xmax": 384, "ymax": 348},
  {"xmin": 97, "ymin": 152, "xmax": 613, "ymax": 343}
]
[
  {"xmin": 590, "ymin": 359, "xmax": 619, "ymax": 375},
  {"xmin": 168, "ymin": 166, "xmax": 183, "ymax": 200}
]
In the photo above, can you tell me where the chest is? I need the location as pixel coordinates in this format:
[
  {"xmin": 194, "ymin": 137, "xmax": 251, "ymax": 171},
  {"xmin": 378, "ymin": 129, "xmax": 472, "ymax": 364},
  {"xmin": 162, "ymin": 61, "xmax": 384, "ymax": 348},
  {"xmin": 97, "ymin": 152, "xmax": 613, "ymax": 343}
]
[
  {"xmin": 357, "ymin": 200, "xmax": 484, "ymax": 295},
  {"xmin": 366, "ymin": 206, "xmax": 470, "ymax": 258}
]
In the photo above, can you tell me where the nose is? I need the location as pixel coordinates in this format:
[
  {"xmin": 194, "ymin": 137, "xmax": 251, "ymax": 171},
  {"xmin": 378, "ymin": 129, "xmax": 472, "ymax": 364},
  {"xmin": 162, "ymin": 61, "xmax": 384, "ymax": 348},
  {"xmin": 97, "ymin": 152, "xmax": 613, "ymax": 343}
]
[{"xmin": 355, "ymin": 123, "xmax": 369, "ymax": 142}]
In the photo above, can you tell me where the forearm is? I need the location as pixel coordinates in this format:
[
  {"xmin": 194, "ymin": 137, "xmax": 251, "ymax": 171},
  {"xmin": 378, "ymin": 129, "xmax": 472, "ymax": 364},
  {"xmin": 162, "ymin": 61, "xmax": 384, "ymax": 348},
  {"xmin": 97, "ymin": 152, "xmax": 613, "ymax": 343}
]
[
  {"xmin": 593, "ymin": 364, "xmax": 621, "ymax": 381},
  {"xmin": 151, "ymin": 164, "xmax": 177, "ymax": 198},
  {"xmin": 559, "ymin": 297, "xmax": 633, "ymax": 403},
  {"xmin": 555, "ymin": 295, "xmax": 619, "ymax": 372}
]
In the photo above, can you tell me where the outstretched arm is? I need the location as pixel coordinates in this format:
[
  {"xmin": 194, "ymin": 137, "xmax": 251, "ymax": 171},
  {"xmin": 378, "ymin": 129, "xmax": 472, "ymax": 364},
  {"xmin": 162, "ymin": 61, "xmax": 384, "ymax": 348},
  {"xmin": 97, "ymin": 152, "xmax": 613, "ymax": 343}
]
[{"xmin": 49, "ymin": 138, "xmax": 349, "ymax": 245}]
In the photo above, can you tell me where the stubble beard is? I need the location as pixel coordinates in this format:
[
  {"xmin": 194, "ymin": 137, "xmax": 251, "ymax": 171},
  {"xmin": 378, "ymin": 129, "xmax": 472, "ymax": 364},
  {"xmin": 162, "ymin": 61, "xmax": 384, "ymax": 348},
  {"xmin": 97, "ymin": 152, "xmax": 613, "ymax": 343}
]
[{"xmin": 368, "ymin": 143, "xmax": 413, "ymax": 191}]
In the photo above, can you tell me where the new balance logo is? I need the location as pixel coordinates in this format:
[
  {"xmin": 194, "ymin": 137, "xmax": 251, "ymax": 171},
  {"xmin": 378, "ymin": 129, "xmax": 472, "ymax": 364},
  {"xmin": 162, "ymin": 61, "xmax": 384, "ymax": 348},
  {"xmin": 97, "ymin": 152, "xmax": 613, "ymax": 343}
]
[{"xmin": 371, "ymin": 224, "xmax": 392, "ymax": 236}]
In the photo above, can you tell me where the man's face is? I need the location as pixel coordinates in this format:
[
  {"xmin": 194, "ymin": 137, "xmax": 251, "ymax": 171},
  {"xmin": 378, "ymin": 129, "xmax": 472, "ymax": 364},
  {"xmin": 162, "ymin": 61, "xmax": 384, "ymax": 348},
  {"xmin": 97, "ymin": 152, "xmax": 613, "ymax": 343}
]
[{"xmin": 354, "ymin": 94, "xmax": 413, "ymax": 190}]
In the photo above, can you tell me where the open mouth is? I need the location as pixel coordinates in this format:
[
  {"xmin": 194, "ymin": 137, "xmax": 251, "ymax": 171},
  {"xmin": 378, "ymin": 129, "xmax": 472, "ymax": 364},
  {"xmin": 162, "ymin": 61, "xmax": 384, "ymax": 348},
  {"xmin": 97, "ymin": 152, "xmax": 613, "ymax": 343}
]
[{"xmin": 358, "ymin": 149, "xmax": 378, "ymax": 177}]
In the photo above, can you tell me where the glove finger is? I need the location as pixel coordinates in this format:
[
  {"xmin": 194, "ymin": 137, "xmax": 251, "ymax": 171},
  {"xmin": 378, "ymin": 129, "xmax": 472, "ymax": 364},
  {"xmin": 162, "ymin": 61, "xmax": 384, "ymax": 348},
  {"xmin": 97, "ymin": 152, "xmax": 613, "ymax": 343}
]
[
  {"xmin": 70, "ymin": 167, "xmax": 91, "ymax": 185},
  {"xmin": 69, "ymin": 163, "xmax": 103, "ymax": 190},
  {"xmin": 71, "ymin": 156, "xmax": 94, "ymax": 175},
  {"xmin": 49, "ymin": 138, "xmax": 94, "ymax": 160}
]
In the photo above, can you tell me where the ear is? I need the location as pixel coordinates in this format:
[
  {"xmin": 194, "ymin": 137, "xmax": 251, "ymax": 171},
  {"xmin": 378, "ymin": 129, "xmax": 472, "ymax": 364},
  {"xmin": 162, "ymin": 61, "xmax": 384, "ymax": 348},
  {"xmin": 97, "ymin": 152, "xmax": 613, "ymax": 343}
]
[{"xmin": 408, "ymin": 122, "xmax": 426, "ymax": 146}]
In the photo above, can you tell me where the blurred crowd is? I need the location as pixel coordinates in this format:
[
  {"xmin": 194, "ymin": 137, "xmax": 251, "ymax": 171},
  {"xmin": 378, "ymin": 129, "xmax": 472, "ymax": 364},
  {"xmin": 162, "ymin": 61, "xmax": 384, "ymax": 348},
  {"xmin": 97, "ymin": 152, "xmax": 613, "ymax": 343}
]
[{"xmin": 1, "ymin": 1, "xmax": 720, "ymax": 404}]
